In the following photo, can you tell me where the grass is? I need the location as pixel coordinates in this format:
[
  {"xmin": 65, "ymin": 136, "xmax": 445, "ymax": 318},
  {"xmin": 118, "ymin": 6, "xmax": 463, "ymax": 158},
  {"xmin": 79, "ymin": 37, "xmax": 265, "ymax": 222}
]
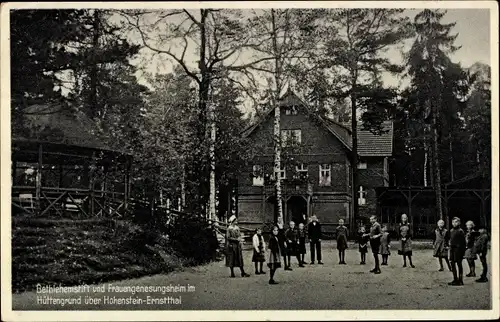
[{"xmin": 11, "ymin": 216, "xmax": 189, "ymax": 293}]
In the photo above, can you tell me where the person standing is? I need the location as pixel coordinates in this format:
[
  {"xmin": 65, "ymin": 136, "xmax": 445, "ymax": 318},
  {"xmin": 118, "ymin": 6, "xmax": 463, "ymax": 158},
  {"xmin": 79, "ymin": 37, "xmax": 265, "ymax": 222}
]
[
  {"xmin": 433, "ymin": 219, "xmax": 452, "ymax": 272},
  {"xmin": 358, "ymin": 226, "xmax": 369, "ymax": 265},
  {"xmin": 380, "ymin": 225, "xmax": 391, "ymax": 266},
  {"xmin": 285, "ymin": 221, "xmax": 301, "ymax": 268},
  {"xmin": 475, "ymin": 228, "xmax": 489, "ymax": 283},
  {"xmin": 308, "ymin": 215, "xmax": 323, "ymax": 265},
  {"xmin": 464, "ymin": 220, "xmax": 479, "ymax": 278},
  {"xmin": 225, "ymin": 215, "xmax": 250, "ymax": 278},
  {"xmin": 336, "ymin": 219, "xmax": 348, "ymax": 265},
  {"xmin": 267, "ymin": 225, "xmax": 282, "ymax": 284},
  {"xmin": 364, "ymin": 215, "xmax": 382, "ymax": 274},
  {"xmin": 252, "ymin": 228, "xmax": 266, "ymax": 275},
  {"xmin": 448, "ymin": 217, "xmax": 466, "ymax": 286},
  {"xmin": 398, "ymin": 214, "xmax": 415, "ymax": 268},
  {"xmin": 297, "ymin": 222, "xmax": 307, "ymax": 266}
]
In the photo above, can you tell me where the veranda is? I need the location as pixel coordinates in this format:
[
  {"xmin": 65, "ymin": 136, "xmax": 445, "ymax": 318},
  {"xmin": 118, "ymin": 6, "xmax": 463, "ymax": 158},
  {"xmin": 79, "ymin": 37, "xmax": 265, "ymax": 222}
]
[{"xmin": 11, "ymin": 139, "xmax": 133, "ymax": 218}]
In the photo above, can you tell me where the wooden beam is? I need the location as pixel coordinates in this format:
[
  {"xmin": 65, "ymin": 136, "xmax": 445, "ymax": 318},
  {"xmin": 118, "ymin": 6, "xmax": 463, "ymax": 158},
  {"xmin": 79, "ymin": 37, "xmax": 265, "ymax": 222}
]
[
  {"xmin": 40, "ymin": 191, "xmax": 67, "ymax": 217},
  {"xmin": 35, "ymin": 143, "xmax": 43, "ymax": 215},
  {"xmin": 66, "ymin": 193, "xmax": 89, "ymax": 217}
]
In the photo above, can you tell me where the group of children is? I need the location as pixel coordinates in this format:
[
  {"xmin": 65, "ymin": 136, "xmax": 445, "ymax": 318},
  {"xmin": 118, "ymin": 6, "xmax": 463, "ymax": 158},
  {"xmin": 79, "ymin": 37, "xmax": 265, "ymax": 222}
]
[{"xmin": 228, "ymin": 213, "xmax": 490, "ymax": 286}]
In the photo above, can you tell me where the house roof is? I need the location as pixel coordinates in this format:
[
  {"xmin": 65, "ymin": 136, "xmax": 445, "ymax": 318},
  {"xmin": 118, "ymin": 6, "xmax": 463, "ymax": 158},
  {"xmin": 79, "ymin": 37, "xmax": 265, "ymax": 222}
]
[
  {"xmin": 13, "ymin": 104, "xmax": 130, "ymax": 155},
  {"xmin": 243, "ymin": 90, "xmax": 393, "ymax": 157}
]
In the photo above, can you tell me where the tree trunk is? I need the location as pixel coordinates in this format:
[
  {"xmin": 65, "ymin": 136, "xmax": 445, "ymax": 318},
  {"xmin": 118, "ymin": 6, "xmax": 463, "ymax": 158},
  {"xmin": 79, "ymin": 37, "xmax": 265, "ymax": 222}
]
[
  {"xmin": 180, "ymin": 162, "xmax": 186, "ymax": 208},
  {"xmin": 431, "ymin": 100, "xmax": 444, "ymax": 223},
  {"xmin": 90, "ymin": 10, "xmax": 100, "ymax": 120},
  {"xmin": 449, "ymin": 134, "xmax": 454, "ymax": 182},
  {"xmin": 350, "ymin": 86, "xmax": 359, "ymax": 233},
  {"xmin": 423, "ymin": 135, "xmax": 428, "ymax": 187},
  {"xmin": 271, "ymin": 9, "xmax": 284, "ymax": 228},
  {"xmin": 208, "ymin": 102, "xmax": 217, "ymax": 220}
]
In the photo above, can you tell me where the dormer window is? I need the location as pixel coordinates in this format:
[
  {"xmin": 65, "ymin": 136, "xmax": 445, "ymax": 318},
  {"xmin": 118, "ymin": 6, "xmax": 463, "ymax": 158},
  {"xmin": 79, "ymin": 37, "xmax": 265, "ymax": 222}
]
[
  {"xmin": 281, "ymin": 129, "xmax": 302, "ymax": 147},
  {"xmin": 284, "ymin": 105, "xmax": 298, "ymax": 115}
]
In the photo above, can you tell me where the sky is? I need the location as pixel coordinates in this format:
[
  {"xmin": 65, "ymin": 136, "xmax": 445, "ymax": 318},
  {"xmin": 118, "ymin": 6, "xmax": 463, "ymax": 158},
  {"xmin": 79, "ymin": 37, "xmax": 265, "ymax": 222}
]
[{"xmin": 122, "ymin": 7, "xmax": 492, "ymax": 117}]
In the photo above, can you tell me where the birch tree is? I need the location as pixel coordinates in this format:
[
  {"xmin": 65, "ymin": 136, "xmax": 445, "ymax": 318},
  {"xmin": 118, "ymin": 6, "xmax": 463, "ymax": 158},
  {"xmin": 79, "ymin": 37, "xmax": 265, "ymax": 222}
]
[{"xmin": 239, "ymin": 9, "xmax": 323, "ymax": 226}]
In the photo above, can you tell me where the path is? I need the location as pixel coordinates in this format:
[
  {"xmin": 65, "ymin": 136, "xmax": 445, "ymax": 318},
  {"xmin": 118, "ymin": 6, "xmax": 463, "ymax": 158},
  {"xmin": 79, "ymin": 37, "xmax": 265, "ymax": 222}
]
[{"xmin": 12, "ymin": 242, "xmax": 491, "ymax": 310}]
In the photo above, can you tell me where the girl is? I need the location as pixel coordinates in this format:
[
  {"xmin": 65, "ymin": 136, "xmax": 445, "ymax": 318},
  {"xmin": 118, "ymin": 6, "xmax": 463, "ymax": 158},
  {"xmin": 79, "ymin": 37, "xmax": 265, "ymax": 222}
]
[
  {"xmin": 285, "ymin": 221, "xmax": 301, "ymax": 268},
  {"xmin": 464, "ymin": 220, "xmax": 479, "ymax": 277},
  {"xmin": 225, "ymin": 215, "xmax": 250, "ymax": 278},
  {"xmin": 448, "ymin": 217, "xmax": 466, "ymax": 286},
  {"xmin": 278, "ymin": 225, "xmax": 290, "ymax": 271},
  {"xmin": 297, "ymin": 223, "xmax": 307, "ymax": 266},
  {"xmin": 336, "ymin": 219, "xmax": 348, "ymax": 264},
  {"xmin": 475, "ymin": 228, "xmax": 489, "ymax": 283},
  {"xmin": 267, "ymin": 225, "xmax": 282, "ymax": 284},
  {"xmin": 380, "ymin": 225, "xmax": 391, "ymax": 265},
  {"xmin": 433, "ymin": 219, "xmax": 452, "ymax": 271},
  {"xmin": 398, "ymin": 214, "xmax": 415, "ymax": 268},
  {"xmin": 252, "ymin": 228, "xmax": 266, "ymax": 275},
  {"xmin": 358, "ymin": 226, "xmax": 369, "ymax": 265}
]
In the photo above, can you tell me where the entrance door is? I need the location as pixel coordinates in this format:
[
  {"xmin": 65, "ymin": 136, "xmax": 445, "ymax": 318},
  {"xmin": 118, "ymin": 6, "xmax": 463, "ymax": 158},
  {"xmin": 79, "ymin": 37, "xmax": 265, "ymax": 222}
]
[{"xmin": 286, "ymin": 196, "xmax": 308, "ymax": 225}]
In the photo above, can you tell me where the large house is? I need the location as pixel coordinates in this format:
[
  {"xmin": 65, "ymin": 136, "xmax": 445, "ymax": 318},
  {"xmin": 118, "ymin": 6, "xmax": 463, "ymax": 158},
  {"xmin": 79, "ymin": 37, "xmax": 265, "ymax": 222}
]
[{"xmin": 237, "ymin": 90, "xmax": 393, "ymax": 234}]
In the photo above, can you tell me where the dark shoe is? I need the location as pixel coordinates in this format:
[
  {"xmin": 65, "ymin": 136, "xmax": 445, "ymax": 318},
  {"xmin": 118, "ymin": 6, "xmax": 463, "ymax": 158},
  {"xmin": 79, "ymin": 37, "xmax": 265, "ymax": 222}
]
[
  {"xmin": 403, "ymin": 264, "xmax": 407, "ymax": 267},
  {"xmin": 318, "ymin": 261, "xmax": 324, "ymax": 265},
  {"xmin": 285, "ymin": 267, "xmax": 293, "ymax": 271},
  {"xmin": 255, "ymin": 271, "xmax": 260, "ymax": 275},
  {"xmin": 459, "ymin": 279, "xmax": 464, "ymax": 285},
  {"xmin": 299, "ymin": 264, "xmax": 305, "ymax": 267},
  {"xmin": 302, "ymin": 261, "xmax": 308, "ymax": 265},
  {"xmin": 466, "ymin": 272, "xmax": 476, "ymax": 277},
  {"xmin": 410, "ymin": 265, "xmax": 415, "ymax": 268},
  {"xmin": 241, "ymin": 273, "xmax": 250, "ymax": 277},
  {"xmin": 476, "ymin": 277, "xmax": 488, "ymax": 283},
  {"xmin": 260, "ymin": 270, "xmax": 266, "ymax": 274},
  {"xmin": 448, "ymin": 280, "xmax": 460, "ymax": 286},
  {"xmin": 361, "ymin": 261, "xmax": 366, "ymax": 265},
  {"xmin": 374, "ymin": 269, "xmax": 381, "ymax": 274},
  {"xmin": 269, "ymin": 279, "xmax": 278, "ymax": 284},
  {"xmin": 310, "ymin": 261, "xmax": 315, "ymax": 265},
  {"xmin": 370, "ymin": 268, "xmax": 376, "ymax": 273},
  {"xmin": 438, "ymin": 268, "xmax": 444, "ymax": 271},
  {"xmin": 230, "ymin": 274, "xmax": 236, "ymax": 278},
  {"xmin": 342, "ymin": 261, "xmax": 347, "ymax": 265}
]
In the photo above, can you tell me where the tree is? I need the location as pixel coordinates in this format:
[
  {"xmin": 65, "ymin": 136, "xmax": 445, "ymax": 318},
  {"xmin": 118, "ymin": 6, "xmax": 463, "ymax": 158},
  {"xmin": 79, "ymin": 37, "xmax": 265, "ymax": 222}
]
[
  {"xmin": 241, "ymin": 9, "xmax": 323, "ymax": 226},
  {"xmin": 406, "ymin": 9, "xmax": 464, "ymax": 225},
  {"xmin": 315, "ymin": 9, "xmax": 413, "ymax": 229}
]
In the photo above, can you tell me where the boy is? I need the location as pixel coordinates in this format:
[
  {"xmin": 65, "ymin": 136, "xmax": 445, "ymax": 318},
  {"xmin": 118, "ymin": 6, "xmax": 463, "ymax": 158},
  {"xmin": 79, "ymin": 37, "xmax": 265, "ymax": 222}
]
[
  {"xmin": 364, "ymin": 215, "xmax": 382, "ymax": 274},
  {"xmin": 308, "ymin": 216, "xmax": 323, "ymax": 265},
  {"xmin": 475, "ymin": 228, "xmax": 489, "ymax": 283},
  {"xmin": 448, "ymin": 217, "xmax": 466, "ymax": 286}
]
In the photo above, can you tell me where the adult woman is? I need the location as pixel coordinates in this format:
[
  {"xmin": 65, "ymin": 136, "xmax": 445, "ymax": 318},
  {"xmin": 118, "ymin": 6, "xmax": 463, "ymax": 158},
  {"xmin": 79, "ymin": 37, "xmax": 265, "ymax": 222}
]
[
  {"xmin": 398, "ymin": 213, "xmax": 415, "ymax": 268},
  {"xmin": 225, "ymin": 215, "xmax": 250, "ymax": 278}
]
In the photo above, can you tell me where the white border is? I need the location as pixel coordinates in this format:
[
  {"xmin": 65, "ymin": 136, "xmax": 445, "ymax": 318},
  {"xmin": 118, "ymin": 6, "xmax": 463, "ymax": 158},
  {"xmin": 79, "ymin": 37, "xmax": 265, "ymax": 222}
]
[{"xmin": 1, "ymin": 1, "xmax": 499, "ymax": 321}]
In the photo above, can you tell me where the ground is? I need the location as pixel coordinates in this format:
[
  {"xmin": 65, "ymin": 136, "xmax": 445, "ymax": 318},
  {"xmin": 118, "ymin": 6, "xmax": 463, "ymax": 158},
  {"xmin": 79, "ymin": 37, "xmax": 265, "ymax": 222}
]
[{"xmin": 12, "ymin": 241, "xmax": 491, "ymax": 311}]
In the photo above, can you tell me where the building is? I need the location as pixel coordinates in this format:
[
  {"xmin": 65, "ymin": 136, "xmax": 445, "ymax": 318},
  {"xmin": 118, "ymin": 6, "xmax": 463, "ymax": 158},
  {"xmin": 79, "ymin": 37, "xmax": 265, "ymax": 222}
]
[{"xmin": 237, "ymin": 90, "xmax": 393, "ymax": 234}]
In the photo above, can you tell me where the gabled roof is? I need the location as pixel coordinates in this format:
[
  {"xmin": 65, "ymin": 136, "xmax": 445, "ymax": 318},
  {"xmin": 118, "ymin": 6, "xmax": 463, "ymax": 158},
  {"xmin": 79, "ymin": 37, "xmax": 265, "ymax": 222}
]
[{"xmin": 242, "ymin": 90, "xmax": 393, "ymax": 157}]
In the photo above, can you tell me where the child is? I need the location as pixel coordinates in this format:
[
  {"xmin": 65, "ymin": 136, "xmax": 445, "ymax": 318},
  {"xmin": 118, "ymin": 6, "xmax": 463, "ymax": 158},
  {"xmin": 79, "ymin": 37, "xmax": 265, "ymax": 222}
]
[
  {"xmin": 433, "ymin": 219, "xmax": 452, "ymax": 272},
  {"xmin": 364, "ymin": 215, "xmax": 382, "ymax": 274},
  {"xmin": 464, "ymin": 220, "xmax": 479, "ymax": 277},
  {"xmin": 475, "ymin": 228, "xmax": 489, "ymax": 283},
  {"xmin": 380, "ymin": 225, "xmax": 391, "ymax": 265},
  {"xmin": 267, "ymin": 225, "xmax": 282, "ymax": 284},
  {"xmin": 285, "ymin": 221, "xmax": 301, "ymax": 268},
  {"xmin": 297, "ymin": 223, "xmax": 307, "ymax": 267},
  {"xmin": 398, "ymin": 214, "xmax": 415, "ymax": 268},
  {"xmin": 448, "ymin": 217, "xmax": 466, "ymax": 286},
  {"xmin": 358, "ymin": 226, "xmax": 369, "ymax": 265},
  {"xmin": 278, "ymin": 225, "xmax": 290, "ymax": 271},
  {"xmin": 336, "ymin": 219, "xmax": 348, "ymax": 265},
  {"xmin": 252, "ymin": 228, "xmax": 266, "ymax": 275}
]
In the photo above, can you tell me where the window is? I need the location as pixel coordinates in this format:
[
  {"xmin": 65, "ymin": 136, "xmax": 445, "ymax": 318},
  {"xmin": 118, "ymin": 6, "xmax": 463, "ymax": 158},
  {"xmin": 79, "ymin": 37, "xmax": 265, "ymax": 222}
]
[
  {"xmin": 284, "ymin": 106, "xmax": 298, "ymax": 115},
  {"xmin": 357, "ymin": 161, "xmax": 367, "ymax": 169},
  {"xmin": 319, "ymin": 164, "xmax": 331, "ymax": 186},
  {"xmin": 296, "ymin": 163, "xmax": 308, "ymax": 173},
  {"xmin": 252, "ymin": 165, "xmax": 264, "ymax": 186},
  {"xmin": 281, "ymin": 129, "xmax": 302, "ymax": 147},
  {"xmin": 358, "ymin": 185, "xmax": 367, "ymax": 206},
  {"xmin": 276, "ymin": 164, "xmax": 286, "ymax": 180}
]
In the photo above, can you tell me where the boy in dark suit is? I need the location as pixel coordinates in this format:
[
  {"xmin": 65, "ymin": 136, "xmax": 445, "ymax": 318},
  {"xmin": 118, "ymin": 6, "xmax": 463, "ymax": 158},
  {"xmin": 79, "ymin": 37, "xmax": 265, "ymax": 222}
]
[
  {"xmin": 308, "ymin": 215, "xmax": 323, "ymax": 265},
  {"xmin": 364, "ymin": 215, "xmax": 382, "ymax": 274},
  {"xmin": 448, "ymin": 217, "xmax": 466, "ymax": 286}
]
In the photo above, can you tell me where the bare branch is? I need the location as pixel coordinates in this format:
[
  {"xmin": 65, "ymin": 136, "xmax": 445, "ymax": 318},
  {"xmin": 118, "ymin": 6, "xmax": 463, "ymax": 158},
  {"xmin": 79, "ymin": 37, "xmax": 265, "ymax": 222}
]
[{"xmin": 183, "ymin": 9, "xmax": 201, "ymax": 26}]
